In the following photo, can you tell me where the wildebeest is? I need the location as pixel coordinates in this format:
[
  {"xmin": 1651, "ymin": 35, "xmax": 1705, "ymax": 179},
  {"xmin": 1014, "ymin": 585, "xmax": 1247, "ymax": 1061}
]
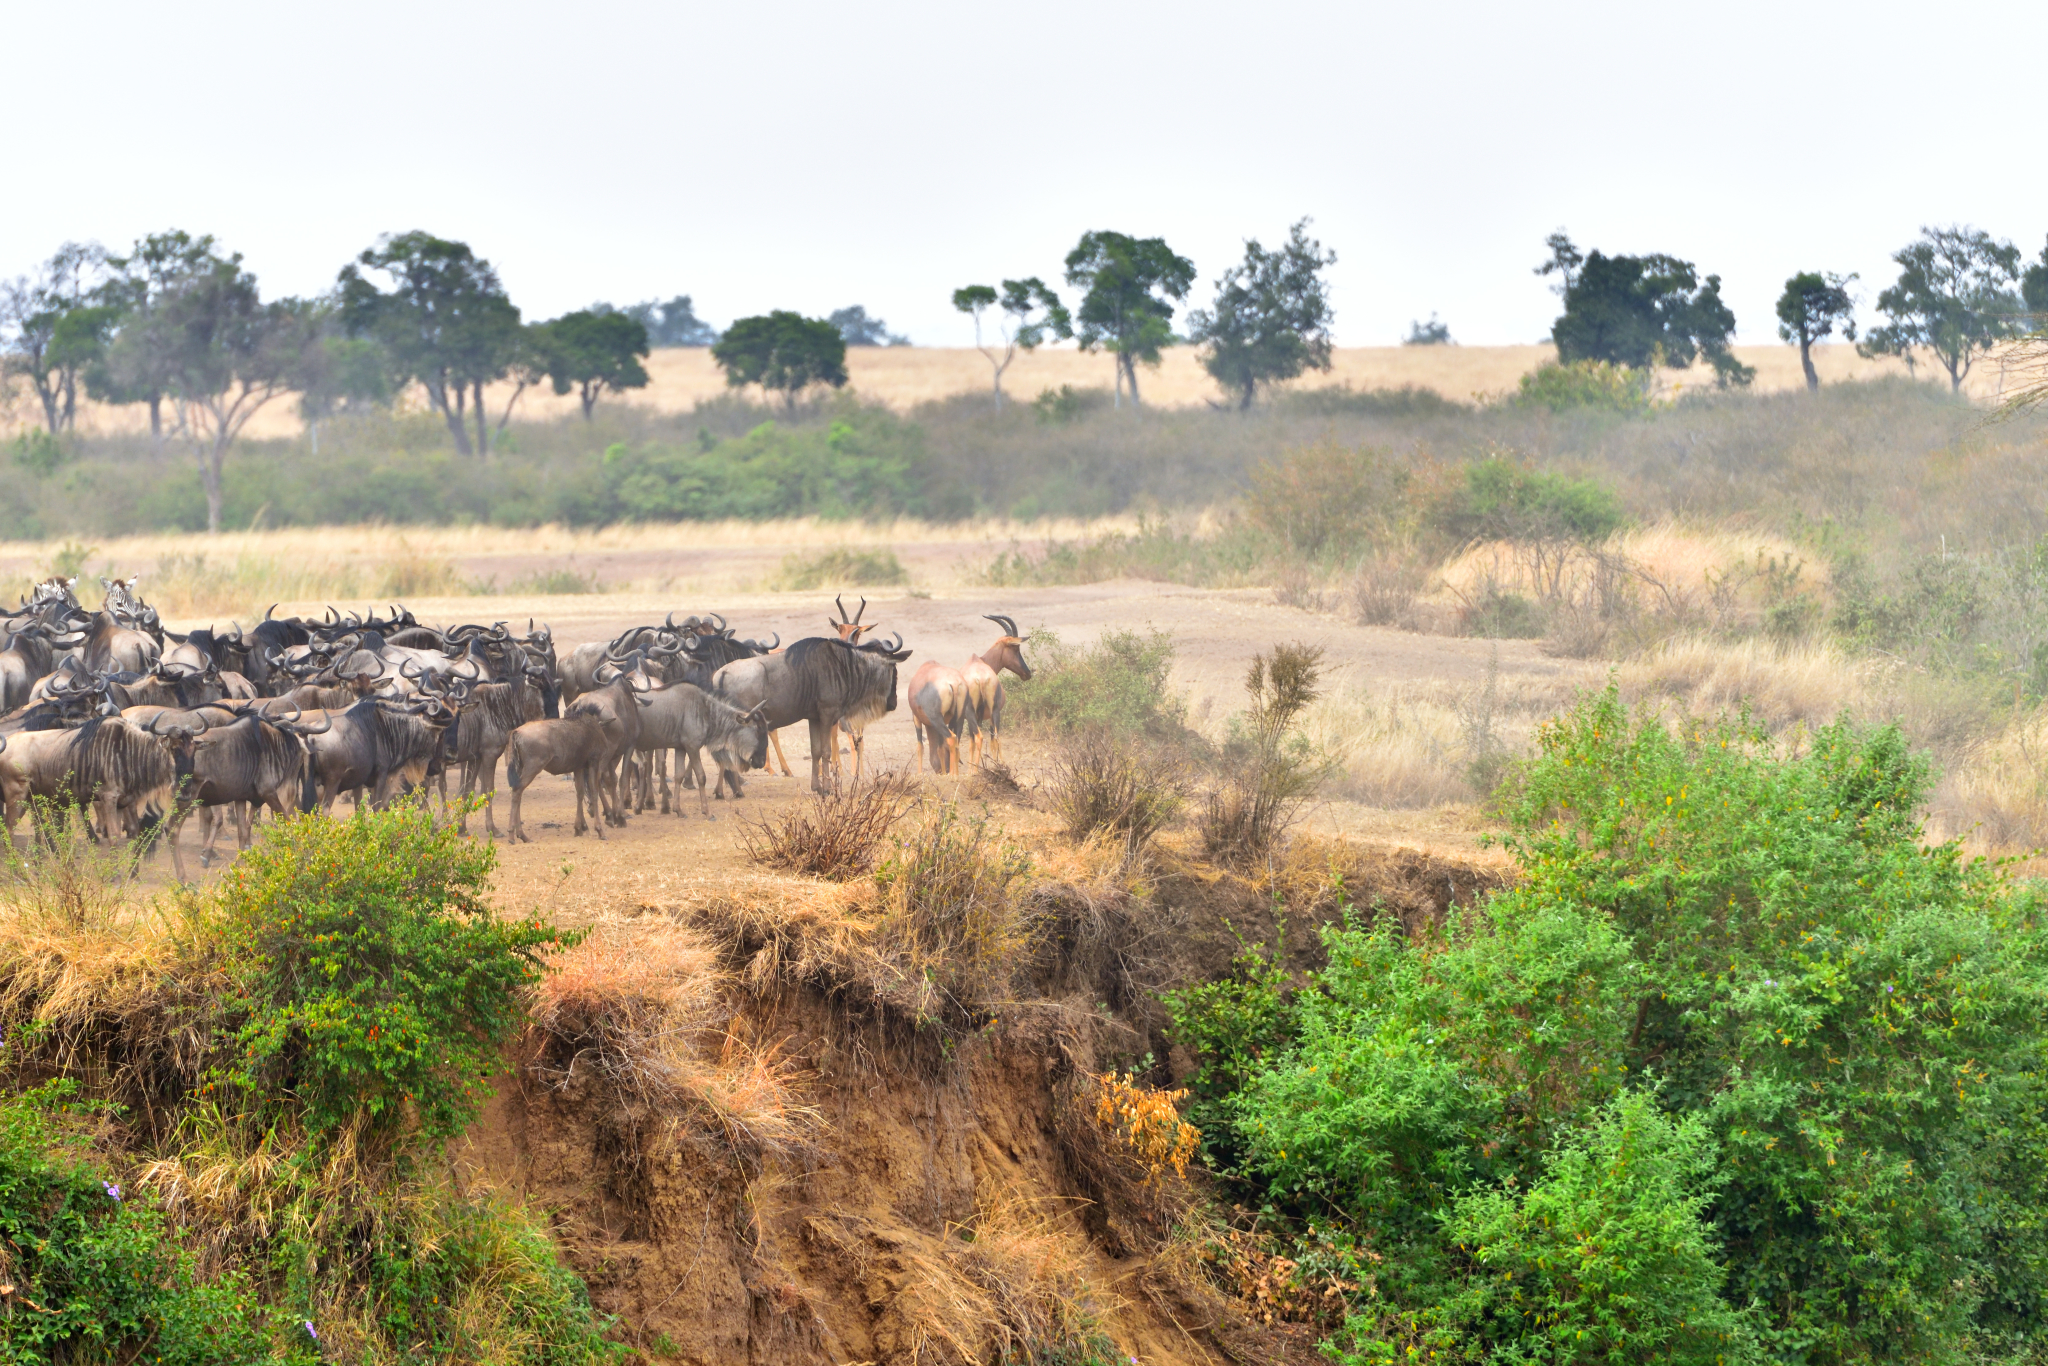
[
  {"xmin": 565, "ymin": 653, "xmax": 655, "ymax": 826},
  {"xmin": 628, "ymin": 680, "xmax": 769, "ymax": 817},
  {"xmin": 302, "ymin": 695, "xmax": 455, "ymax": 813},
  {"xmin": 0, "ymin": 621, "xmax": 67, "ymax": 712},
  {"xmin": 148, "ymin": 710, "xmax": 325, "ymax": 880},
  {"xmin": 715, "ymin": 635, "xmax": 909, "ymax": 792},
  {"xmin": 502, "ymin": 711, "xmax": 611, "ymax": 843},
  {"xmin": 81, "ymin": 610, "xmax": 159, "ymax": 675},
  {"xmin": 960, "ymin": 614, "xmax": 1031, "ymax": 767},
  {"xmin": 0, "ymin": 716, "xmax": 176, "ymax": 845}
]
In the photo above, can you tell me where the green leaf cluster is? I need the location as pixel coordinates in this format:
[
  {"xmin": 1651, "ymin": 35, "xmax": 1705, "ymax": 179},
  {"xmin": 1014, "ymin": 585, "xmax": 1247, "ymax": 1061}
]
[
  {"xmin": 213, "ymin": 805, "xmax": 569, "ymax": 1143},
  {"xmin": 599, "ymin": 409, "xmax": 925, "ymax": 521},
  {"xmin": 1192, "ymin": 689, "xmax": 2048, "ymax": 1363}
]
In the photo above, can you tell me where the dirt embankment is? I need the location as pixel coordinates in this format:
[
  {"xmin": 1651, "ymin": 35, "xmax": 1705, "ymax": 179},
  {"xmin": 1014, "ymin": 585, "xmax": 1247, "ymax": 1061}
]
[{"xmin": 455, "ymin": 836, "xmax": 1511, "ymax": 1366}]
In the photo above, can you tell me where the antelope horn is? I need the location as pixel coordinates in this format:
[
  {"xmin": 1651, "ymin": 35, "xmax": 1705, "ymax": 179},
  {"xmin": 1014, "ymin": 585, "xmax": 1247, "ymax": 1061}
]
[{"xmin": 854, "ymin": 595, "xmax": 867, "ymax": 624}]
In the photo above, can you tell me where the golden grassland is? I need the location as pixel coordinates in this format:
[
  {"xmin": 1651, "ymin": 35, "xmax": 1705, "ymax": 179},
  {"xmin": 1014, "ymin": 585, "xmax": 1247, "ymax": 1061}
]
[{"xmin": 5, "ymin": 342, "xmax": 1965, "ymax": 441}]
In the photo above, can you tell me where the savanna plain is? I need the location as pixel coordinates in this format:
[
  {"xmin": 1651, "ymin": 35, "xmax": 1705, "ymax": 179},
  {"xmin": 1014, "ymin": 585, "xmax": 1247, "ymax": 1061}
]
[{"xmin": 8, "ymin": 351, "xmax": 2048, "ymax": 1366}]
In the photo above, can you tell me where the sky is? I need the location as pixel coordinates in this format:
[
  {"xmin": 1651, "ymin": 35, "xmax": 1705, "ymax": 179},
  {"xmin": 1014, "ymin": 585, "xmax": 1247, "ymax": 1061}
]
[{"xmin": 7, "ymin": 0, "xmax": 2046, "ymax": 348}]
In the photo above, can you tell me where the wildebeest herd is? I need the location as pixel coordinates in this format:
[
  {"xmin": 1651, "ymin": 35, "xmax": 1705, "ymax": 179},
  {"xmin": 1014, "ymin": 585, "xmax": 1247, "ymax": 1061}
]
[{"xmin": 0, "ymin": 579, "xmax": 1032, "ymax": 879}]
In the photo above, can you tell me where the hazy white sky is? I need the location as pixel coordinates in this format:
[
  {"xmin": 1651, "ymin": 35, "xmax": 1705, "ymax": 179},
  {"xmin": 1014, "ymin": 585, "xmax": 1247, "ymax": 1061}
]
[{"xmin": 8, "ymin": 0, "xmax": 2044, "ymax": 348}]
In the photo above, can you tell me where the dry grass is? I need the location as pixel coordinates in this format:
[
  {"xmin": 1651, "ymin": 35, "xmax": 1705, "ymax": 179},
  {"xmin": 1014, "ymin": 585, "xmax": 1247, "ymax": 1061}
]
[
  {"xmin": 525, "ymin": 917, "xmax": 820, "ymax": 1166},
  {"xmin": 739, "ymin": 772, "xmax": 919, "ymax": 879},
  {"xmin": 1616, "ymin": 633, "xmax": 1878, "ymax": 735},
  {"xmin": 1045, "ymin": 731, "xmax": 1193, "ymax": 851}
]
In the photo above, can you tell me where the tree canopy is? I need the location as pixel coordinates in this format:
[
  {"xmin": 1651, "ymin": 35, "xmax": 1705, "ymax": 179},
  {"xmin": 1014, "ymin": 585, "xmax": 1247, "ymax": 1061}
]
[
  {"xmin": 607, "ymin": 294, "xmax": 717, "ymax": 347},
  {"xmin": 1188, "ymin": 218, "xmax": 1337, "ymax": 410},
  {"xmin": 1541, "ymin": 232, "xmax": 1752, "ymax": 387},
  {"xmin": 1861, "ymin": 225, "xmax": 2023, "ymax": 392},
  {"xmin": 539, "ymin": 308, "xmax": 651, "ymax": 419},
  {"xmin": 338, "ymin": 231, "xmax": 523, "ymax": 456},
  {"xmin": 829, "ymin": 305, "xmax": 909, "ymax": 347},
  {"xmin": 952, "ymin": 277, "xmax": 1070, "ymax": 406},
  {"xmin": 0, "ymin": 242, "xmax": 109, "ymax": 433},
  {"xmin": 1775, "ymin": 271, "xmax": 1857, "ymax": 391},
  {"xmin": 711, "ymin": 310, "xmax": 848, "ymax": 408},
  {"xmin": 1064, "ymin": 231, "xmax": 1196, "ymax": 408}
]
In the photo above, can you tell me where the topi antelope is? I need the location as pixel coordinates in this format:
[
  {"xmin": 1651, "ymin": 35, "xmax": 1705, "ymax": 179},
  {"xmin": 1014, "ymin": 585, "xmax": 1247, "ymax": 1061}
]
[{"xmin": 960, "ymin": 614, "xmax": 1030, "ymax": 767}]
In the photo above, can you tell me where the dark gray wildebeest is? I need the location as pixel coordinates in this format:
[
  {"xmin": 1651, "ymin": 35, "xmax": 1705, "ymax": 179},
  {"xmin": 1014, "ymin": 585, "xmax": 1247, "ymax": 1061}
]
[
  {"xmin": 81, "ymin": 610, "xmax": 160, "ymax": 676},
  {"xmin": 0, "ymin": 618, "xmax": 73, "ymax": 712},
  {"xmin": 627, "ymin": 680, "xmax": 769, "ymax": 817},
  {"xmin": 449, "ymin": 631, "xmax": 565, "ymax": 836},
  {"xmin": 501, "ymin": 709, "xmax": 611, "ymax": 843},
  {"xmin": 0, "ymin": 716, "xmax": 176, "ymax": 846},
  {"xmin": 714, "ymin": 635, "xmax": 910, "ymax": 792},
  {"xmin": 146, "ymin": 710, "xmax": 326, "ymax": 879},
  {"xmin": 301, "ymin": 694, "xmax": 456, "ymax": 813},
  {"xmin": 959, "ymin": 614, "xmax": 1031, "ymax": 768},
  {"xmin": 564, "ymin": 653, "xmax": 656, "ymax": 827}
]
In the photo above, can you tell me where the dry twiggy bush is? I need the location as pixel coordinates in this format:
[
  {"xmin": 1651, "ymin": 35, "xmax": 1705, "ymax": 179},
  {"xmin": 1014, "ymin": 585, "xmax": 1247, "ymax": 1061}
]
[
  {"xmin": 740, "ymin": 770, "xmax": 918, "ymax": 880},
  {"xmin": 1203, "ymin": 643, "xmax": 1330, "ymax": 867},
  {"xmin": 1045, "ymin": 730, "xmax": 1192, "ymax": 852},
  {"xmin": 876, "ymin": 804, "xmax": 1036, "ymax": 1031},
  {"xmin": 1054, "ymin": 1069, "xmax": 1200, "ymax": 1255}
]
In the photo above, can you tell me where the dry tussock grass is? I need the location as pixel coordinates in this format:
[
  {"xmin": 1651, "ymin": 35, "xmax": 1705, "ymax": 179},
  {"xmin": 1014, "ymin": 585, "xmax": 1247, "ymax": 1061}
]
[
  {"xmin": 1617, "ymin": 634, "xmax": 1877, "ymax": 734},
  {"xmin": 525, "ymin": 916, "xmax": 820, "ymax": 1166},
  {"xmin": 740, "ymin": 771, "xmax": 919, "ymax": 879}
]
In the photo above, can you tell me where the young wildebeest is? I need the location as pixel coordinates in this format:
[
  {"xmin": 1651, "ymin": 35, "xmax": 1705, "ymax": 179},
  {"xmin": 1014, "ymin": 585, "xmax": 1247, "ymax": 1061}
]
[
  {"xmin": 502, "ymin": 711, "xmax": 610, "ymax": 843},
  {"xmin": 148, "ymin": 711, "xmax": 324, "ymax": 880},
  {"xmin": 906, "ymin": 658, "xmax": 974, "ymax": 775},
  {"xmin": 713, "ymin": 636, "xmax": 908, "ymax": 793},
  {"xmin": 960, "ymin": 614, "xmax": 1031, "ymax": 767},
  {"xmin": 563, "ymin": 654, "xmax": 654, "ymax": 827},
  {"xmin": 627, "ymin": 680, "xmax": 769, "ymax": 817}
]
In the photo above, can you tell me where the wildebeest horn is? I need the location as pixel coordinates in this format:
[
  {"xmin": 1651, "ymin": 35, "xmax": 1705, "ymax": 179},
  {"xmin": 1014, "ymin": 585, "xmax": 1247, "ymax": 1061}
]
[
  {"xmin": 265, "ymin": 603, "xmax": 279, "ymax": 621},
  {"xmin": 399, "ymin": 657, "xmax": 426, "ymax": 680},
  {"xmin": 709, "ymin": 613, "xmax": 726, "ymax": 633}
]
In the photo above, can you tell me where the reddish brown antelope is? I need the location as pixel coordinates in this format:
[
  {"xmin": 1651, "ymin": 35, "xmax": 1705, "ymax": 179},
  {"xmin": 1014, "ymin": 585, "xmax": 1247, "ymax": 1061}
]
[{"xmin": 960, "ymin": 614, "xmax": 1030, "ymax": 767}]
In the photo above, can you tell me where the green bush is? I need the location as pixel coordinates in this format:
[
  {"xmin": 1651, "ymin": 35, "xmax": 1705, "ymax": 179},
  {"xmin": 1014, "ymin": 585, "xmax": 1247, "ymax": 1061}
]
[
  {"xmin": 1200, "ymin": 689, "xmax": 2048, "ymax": 1362},
  {"xmin": 0, "ymin": 1082, "xmax": 278, "ymax": 1365},
  {"xmin": 1509, "ymin": 359, "xmax": 1656, "ymax": 414},
  {"xmin": 214, "ymin": 805, "xmax": 571, "ymax": 1143},
  {"xmin": 1435, "ymin": 456, "xmax": 1627, "ymax": 545},
  {"xmin": 769, "ymin": 545, "xmax": 908, "ymax": 590},
  {"xmin": 1002, "ymin": 629, "xmax": 1190, "ymax": 741}
]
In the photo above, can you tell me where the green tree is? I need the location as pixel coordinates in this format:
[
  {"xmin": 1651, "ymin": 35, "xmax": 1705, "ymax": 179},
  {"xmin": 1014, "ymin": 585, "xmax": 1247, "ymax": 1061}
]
[
  {"xmin": 606, "ymin": 293, "xmax": 718, "ymax": 346},
  {"xmin": 829, "ymin": 305, "xmax": 908, "ymax": 347},
  {"xmin": 153, "ymin": 254, "xmax": 313, "ymax": 533},
  {"xmin": 1775, "ymin": 270, "xmax": 1857, "ymax": 392},
  {"xmin": 1403, "ymin": 314, "xmax": 1452, "ymax": 345},
  {"xmin": 1188, "ymin": 218, "xmax": 1337, "ymax": 410},
  {"xmin": 338, "ymin": 231, "xmax": 524, "ymax": 456},
  {"xmin": 295, "ymin": 302, "xmax": 393, "ymax": 455},
  {"xmin": 2022, "ymin": 238, "xmax": 2048, "ymax": 324},
  {"xmin": 1859, "ymin": 225, "xmax": 2022, "ymax": 393},
  {"xmin": 1540, "ymin": 231, "xmax": 1753, "ymax": 387},
  {"xmin": 0, "ymin": 242, "xmax": 109, "ymax": 432},
  {"xmin": 537, "ymin": 308, "xmax": 651, "ymax": 420},
  {"xmin": 952, "ymin": 277, "xmax": 1070, "ymax": 406},
  {"xmin": 711, "ymin": 310, "xmax": 848, "ymax": 410},
  {"xmin": 1063, "ymin": 230, "xmax": 1196, "ymax": 408},
  {"xmin": 91, "ymin": 230, "xmax": 224, "ymax": 448}
]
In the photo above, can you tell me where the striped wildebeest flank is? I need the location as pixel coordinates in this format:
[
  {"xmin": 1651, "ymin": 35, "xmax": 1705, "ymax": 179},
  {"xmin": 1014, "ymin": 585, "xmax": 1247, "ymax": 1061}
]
[
  {"xmin": 627, "ymin": 678, "xmax": 769, "ymax": 818},
  {"xmin": 146, "ymin": 708, "xmax": 328, "ymax": 881},
  {"xmin": 714, "ymin": 634, "xmax": 910, "ymax": 793},
  {"xmin": 0, "ymin": 714, "xmax": 177, "ymax": 848},
  {"xmin": 960, "ymin": 614, "xmax": 1031, "ymax": 767}
]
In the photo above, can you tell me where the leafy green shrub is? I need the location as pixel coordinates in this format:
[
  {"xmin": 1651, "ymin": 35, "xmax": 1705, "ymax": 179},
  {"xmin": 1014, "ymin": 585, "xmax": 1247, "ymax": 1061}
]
[
  {"xmin": 1204, "ymin": 689, "xmax": 2048, "ymax": 1362},
  {"xmin": 1244, "ymin": 441, "xmax": 1412, "ymax": 558},
  {"xmin": 214, "ymin": 805, "xmax": 571, "ymax": 1143},
  {"xmin": 769, "ymin": 545, "xmax": 907, "ymax": 590},
  {"xmin": 1508, "ymin": 359, "xmax": 1655, "ymax": 414},
  {"xmin": 1434, "ymin": 456, "xmax": 1627, "ymax": 546},
  {"xmin": 508, "ymin": 567, "xmax": 604, "ymax": 595},
  {"xmin": 0, "ymin": 1082, "xmax": 276, "ymax": 1365},
  {"xmin": 1003, "ymin": 629, "xmax": 1191, "ymax": 742},
  {"xmin": 9, "ymin": 430, "xmax": 66, "ymax": 478},
  {"xmin": 600, "ymin": 408, "xmax": 925, "ymax": 520}
]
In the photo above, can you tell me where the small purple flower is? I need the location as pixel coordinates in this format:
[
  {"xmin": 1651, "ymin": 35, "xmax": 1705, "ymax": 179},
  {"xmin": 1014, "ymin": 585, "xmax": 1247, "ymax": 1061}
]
[
  {"xmin": 1885, "ymin": 985, "xmax": 1894, "ymax": 993},
  {"xmin": 101, "ymin": 1182, "xmax": 121, "ymax": 1202},
  {"xmin": 304, "ymin": 1320, "xmax": 319, "ymax": 1341}
]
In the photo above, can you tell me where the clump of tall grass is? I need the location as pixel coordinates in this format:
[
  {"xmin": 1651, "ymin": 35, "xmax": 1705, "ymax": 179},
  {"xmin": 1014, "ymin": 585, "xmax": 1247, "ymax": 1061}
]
[
  {"xmin": 1046, "ymin": 730, "xmax": 1192, "ymax": 853},
  {"xmin": 740, "ymin": 771, "xmax": 919, "ymax": 880},
  {"xmin": 1202, "ymin": 644, "xmax": 1331, "ymax": 866},
  {"xmin": 875, "ymin": 804, "xmax": 1035, "ymax": 1030}
]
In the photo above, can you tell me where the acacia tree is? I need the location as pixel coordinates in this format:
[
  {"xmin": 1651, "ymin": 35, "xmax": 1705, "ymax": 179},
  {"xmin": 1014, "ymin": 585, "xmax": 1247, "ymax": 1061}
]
[
  {"xmin": 711, "ymin": 311, "xmax": 847, "ymax": 410},
  {"xmin": 92, "ymin": 230, "xmax": 225, "ymax": 447},
  {"xmin": 338, "ymin": 232, "xmax": 523, "ymax": 456},
  {"xmin": 2023, "ymin": 239, "xmax": 2048, "ymax": 325},
  {"xmin": 154, "ymin": 256, "xmax": 310, "ymax": 533},
  {"xmin": 0, "ymin": 242, "xmax": 109, "ymax": 432},
  {"xmin": 829, "ymin": 306, "xmax": 908, "ymax": 347},
  {"xmin": 952, "ymin": 278, "xmax": 1070, "ymax": 406},
  {"xmin": 1775, "ymin": 272, "xmax": 1857, "ymax": 392},
  {"xmin": 1188, "ymin": 219, "xmax": 1337, "ymax": 410},
  {"xmin": 1063, "ymin": 231, "xmax": 1196, "ymax": 408},
  {"xmin": 1860, "ymin": 226, "xmax": 2022, "ymax": 393},
  {"xmin": 539, "ymin": 309, "xmax": 650, "ymax": 420},
  {"xmin": 1541, "ymin": 231, "xmax": 1752, "ymax": 387}
]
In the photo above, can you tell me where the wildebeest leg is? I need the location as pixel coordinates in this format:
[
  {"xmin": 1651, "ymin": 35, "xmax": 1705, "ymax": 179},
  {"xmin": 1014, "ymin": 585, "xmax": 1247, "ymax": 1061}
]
[
  {"xmin": 236, "ymin": 800, "xmax": 254, "ymax": 851},
  {"xmin": 166, "ymin": 809, "xmax": 190, "ymax": 884},
  {"xmin": 480, "ymin": 753, "xmax": 501, "ymax": 836},
  {"xmin": 508, "ymin": 779, "xmax": 530, "ymax": 843},
  {"xmin": 768, "ymin": 728, "xmax": 794, "ymax": 778},
  {"xmin": 656, "ymin": 750, "xmax": 672, "ymax": 814},
  {"xmin": 199, "ymin": 805, "xmax": 222, "ymax": 868}
]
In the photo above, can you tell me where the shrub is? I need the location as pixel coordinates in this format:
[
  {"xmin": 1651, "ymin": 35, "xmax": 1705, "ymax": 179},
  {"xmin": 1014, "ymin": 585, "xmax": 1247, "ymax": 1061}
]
[
  {"xmin": 1508, "ymin": 358, "xmax": 1655, "ymax": 414},
  {"xmin": 1045, "ymin": 730, "xmax": 1192, "ymax": 850},
  {"xmin": 1434, "ymin": 456, "xmax": 1627, "ymax": 547},
  {"xmin": 1202, "ymin": 643, "xmax": 1329, "ymax": 866},
  {"xmin": 1244, "ymin": 441, "xmax": 1411, "ymax": 559},
  {"xmin": 1004, "ymin": 629, "xmax": 1192, "ymax": 742},
  {"xmin": 0, "ymin": 1082, "xmax": 274, "ymax": 1365},
  {"xmin": 875, "ymin": 804, "xmax": 1034, "ymax": 1030},
  {"xmin": 213, "ymin": 805, "xmax": 572, "ymax": 1143},
  {"xmin": 740, "ymin": 771, "xmax": 917, "ymax": 879},
  {"xmin": 769, "ymin": 545, "xmax": 908, "ymax": 590}
]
